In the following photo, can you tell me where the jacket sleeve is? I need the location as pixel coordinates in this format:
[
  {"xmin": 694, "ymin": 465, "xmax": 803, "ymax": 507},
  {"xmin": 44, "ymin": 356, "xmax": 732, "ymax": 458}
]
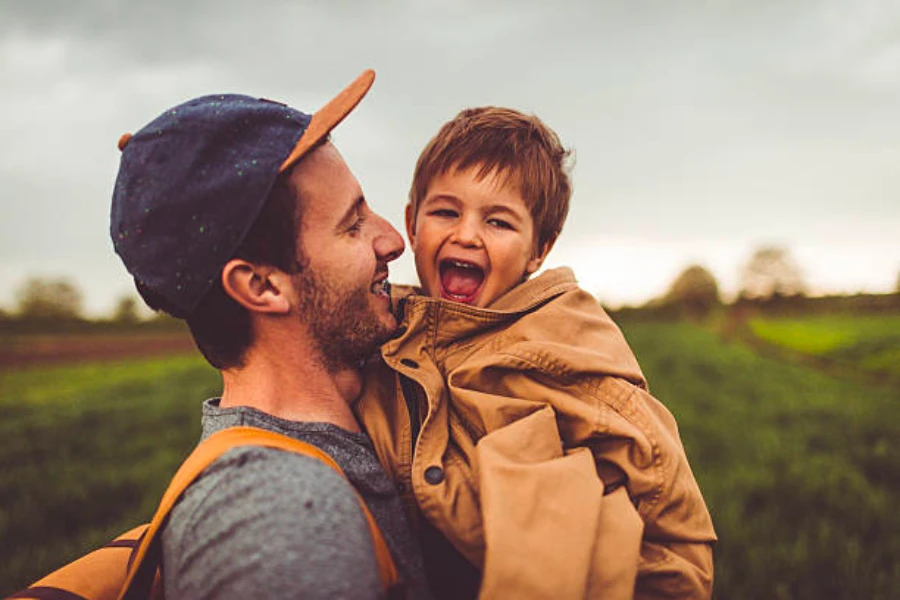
[
  {"xmin": 449, "ymin": 355, "xmax": 716, "ymax": 599},
  {"xmin": 474, "ymin": 404, "xmax": 643, "ymax": 600}
]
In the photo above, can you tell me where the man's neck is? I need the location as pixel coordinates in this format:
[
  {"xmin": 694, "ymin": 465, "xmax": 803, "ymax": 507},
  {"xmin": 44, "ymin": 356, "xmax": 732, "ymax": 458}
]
[{"xmin": 218, "ymin": 343, "xmax": 363, "ymax": 433}]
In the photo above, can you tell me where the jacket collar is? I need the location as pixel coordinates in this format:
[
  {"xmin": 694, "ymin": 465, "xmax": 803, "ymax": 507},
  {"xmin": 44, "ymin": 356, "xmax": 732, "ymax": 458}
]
[
  {"xmin": 382, "ymin": 267, "xmax": 646, "ymax": 388},
  {"xmin": 386, "ymin": 267, "xmax": 599, "ymax": 349},
  {"xmin": 389, "ymin": 267, "xmax": 579, "ymax": 322}
]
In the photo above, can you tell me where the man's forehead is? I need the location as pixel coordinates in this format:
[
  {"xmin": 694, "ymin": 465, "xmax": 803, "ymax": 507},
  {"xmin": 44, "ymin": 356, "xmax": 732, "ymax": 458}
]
[
  {"xmin": 292, "ymin": 143, "xmax": 348, "ymax": 185},
  {"xmin": 290, "ymin": 142, "xmax": 363, "ymax": 219}
]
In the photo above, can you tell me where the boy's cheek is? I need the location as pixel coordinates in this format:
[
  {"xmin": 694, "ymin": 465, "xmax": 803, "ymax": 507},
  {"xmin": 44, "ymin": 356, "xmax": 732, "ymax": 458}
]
[{"xmin": 412, "ymin": 254, "xmax": 438, "ymax": 298}]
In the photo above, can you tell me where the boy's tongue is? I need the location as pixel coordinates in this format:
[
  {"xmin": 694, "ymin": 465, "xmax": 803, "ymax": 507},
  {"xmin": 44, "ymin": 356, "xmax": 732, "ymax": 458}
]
[{"xmin": 441, "ymin": 263, "xmax": 483, "ymax": 298}]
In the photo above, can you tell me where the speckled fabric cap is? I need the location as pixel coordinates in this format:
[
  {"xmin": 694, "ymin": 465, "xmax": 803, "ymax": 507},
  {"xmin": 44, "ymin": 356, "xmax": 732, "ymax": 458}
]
[{"xmin": 111, "ymin": 70, "xmax": 375, "ymax": 318}]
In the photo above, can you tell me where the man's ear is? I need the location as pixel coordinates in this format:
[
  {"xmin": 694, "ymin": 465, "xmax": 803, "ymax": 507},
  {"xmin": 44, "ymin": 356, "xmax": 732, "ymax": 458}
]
[
  {"xmin": 221, "ymin": 259, "xmax": 291, "ymax": 314},
  {"xmin": 524, "ymin": 240, "xmax": 554, "ymax": 276},
  {"xmin": 405, "ymin": 203, "xmax": 417, "ymax": 246}
]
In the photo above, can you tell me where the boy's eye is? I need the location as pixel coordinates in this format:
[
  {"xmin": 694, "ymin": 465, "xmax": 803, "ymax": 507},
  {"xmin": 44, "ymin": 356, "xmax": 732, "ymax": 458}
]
[
  {"xmin": 429, "ymin": 208, "xmax": 458, "ymax": 218},
  {"xmin": 487, "ymin": 218, "xmax": 514, "ymax": 230}
]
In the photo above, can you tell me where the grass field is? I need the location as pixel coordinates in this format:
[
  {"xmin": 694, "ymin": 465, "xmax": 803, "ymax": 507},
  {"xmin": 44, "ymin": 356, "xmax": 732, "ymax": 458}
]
[
  {"xmin": 0, "ymin": 354, "xmax": 218, "ymax": 594},
  {"xmin": 1, "ymin": 319, "xmax": 898, "ymax": 598},
  {"xmin": 746, "ymin": 314, "xmax": 900, "ymax": 383},
  {"xmin": 619, "ymin": 319, "xmax": 899, "ymax": 599}
]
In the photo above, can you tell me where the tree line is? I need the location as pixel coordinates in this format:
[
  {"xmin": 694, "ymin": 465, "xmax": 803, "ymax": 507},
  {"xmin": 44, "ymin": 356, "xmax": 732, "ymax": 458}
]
[
  {"xmin": 2, "ymin": 245, "xmax": 898, "ymax": 324},
  {"xmin": 627, "ymin": 245, "xmax": 899, "ymax": 321},
  {"xmin": 1, "ymin": 278, "xmax": 142, "ymax": 323}
]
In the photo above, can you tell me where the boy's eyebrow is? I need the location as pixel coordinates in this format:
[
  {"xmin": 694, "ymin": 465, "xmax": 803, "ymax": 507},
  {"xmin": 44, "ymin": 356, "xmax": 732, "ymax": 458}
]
[
  {"xmin": 336, "ymin": 196, "xmax": 365, "ymax": 230},
  {"xmin": 421, "ymin": 193, "xmax": 460, "ymax": 205},
  {"xmin": 482, "ymin": 203, "xmax": 527, "ymax": 221},
  {"xmin": 484, "ymin": 203, "xmax": 521, "ymax": 214}
]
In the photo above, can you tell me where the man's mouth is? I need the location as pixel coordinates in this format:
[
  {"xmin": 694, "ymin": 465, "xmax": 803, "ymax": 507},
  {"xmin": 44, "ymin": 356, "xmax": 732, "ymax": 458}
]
[
  {"xmin": 371, "ymin": 267, "xmax": 390, "ymax": 298},
  {"xmin": 370, "ymin": 279, "xmax": 388, "ymax": 296},
  {"xmin": 439, "ymin": 259, "xmax": 484, "ymax": 303}
]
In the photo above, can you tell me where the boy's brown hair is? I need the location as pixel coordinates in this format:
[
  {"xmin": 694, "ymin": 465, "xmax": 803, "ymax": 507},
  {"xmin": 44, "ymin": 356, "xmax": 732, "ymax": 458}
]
[{"xmin": 409, "ymin": 106, "xmax": 572, "ymax": 253}]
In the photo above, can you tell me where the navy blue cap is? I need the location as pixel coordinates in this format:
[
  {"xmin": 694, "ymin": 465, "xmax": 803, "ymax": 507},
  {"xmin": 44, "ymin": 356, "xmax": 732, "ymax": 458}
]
[{"xmin": 111, "ymin": 70, "xmax": 375, "ymax": 318}]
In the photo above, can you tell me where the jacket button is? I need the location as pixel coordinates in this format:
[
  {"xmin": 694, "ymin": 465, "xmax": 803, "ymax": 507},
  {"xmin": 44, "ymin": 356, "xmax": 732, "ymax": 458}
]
[
  {"xmin": 400, "ymin": 358, "xmax": 418, "ymax": 368},
  {"xmin": 424, "ymin": 466, "xmax": 444, "ymax": 485}
]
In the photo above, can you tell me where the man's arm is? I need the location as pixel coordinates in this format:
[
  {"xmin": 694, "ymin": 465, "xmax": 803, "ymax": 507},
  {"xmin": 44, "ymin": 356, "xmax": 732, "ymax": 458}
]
[{"xmin": 162, "ymin": 447, "xmax": 382, "ymax": 600}]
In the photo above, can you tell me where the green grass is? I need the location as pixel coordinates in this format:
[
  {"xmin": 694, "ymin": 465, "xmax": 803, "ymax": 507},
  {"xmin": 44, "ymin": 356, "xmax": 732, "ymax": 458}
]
[
  {"xmin": 747, "ymin": 314, "xmax": 900, "ymax": 382},
  {"xmin": 619, "ymin": 320, "xmax": 900, "ymax": 600},
  {"xmin": 0, "ymin": 355, "xmax": 218, "ymax": 595},
  {"xmin": 2, "ymin": 319, "xmax": 899, "ymax": 598}
]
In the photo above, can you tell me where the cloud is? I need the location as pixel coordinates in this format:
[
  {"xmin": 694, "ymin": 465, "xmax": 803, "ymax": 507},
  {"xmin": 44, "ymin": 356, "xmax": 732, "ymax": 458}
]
[{"xmin": 1, "ymin": 0, "xmax": 898, "ymax": 314}]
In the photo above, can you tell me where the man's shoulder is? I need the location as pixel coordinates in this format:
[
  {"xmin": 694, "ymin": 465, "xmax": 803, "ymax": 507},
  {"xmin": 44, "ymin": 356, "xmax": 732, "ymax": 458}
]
[
  {"xmin": 174, "ymin": 445, "xmax": 359, "ymax": 526},
  {"xmin": 162, "ymin": 445, "xmax": 381, "ymax": 598}
]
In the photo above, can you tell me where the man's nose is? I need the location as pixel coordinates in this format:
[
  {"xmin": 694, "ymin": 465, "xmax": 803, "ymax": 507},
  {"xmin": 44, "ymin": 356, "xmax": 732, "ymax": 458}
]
[{"xmin": 373, "ymin": 214, "xmax": 405, "ymax": 262}]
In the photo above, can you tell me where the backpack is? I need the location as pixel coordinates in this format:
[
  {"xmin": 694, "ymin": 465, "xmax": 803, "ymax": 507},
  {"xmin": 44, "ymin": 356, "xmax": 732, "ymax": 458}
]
[{"xmin": 9, "ymin": 426, "xmax": 401, "ymax": 600}]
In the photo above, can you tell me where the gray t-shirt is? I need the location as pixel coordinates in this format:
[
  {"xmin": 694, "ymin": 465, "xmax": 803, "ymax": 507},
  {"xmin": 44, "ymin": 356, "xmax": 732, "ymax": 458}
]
[{"xmin": 161, "ymin": 399, "xmax": 431, "ymax": 599}]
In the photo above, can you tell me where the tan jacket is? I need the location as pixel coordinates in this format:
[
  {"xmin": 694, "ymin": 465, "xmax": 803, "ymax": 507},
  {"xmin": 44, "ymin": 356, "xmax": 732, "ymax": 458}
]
[{"xmin": 356, "ymin": 268, "xmax": 716, "ymax": 599}]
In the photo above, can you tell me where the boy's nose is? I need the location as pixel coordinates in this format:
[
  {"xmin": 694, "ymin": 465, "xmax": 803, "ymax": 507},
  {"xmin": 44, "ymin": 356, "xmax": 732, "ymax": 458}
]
[{"xmin": 451, "ymin": 219, "xmax": 483, "ymax": 248}]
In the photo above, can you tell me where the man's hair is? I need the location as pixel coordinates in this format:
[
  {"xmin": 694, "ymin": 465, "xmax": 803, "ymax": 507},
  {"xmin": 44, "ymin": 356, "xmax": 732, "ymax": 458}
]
[
  {"xmin": 137, "ymin": 170, "xmax": 302, "ymax": 369},
  {"xmin": 409, "ymin": 106, "xmax": 573, "ymax": 253}
]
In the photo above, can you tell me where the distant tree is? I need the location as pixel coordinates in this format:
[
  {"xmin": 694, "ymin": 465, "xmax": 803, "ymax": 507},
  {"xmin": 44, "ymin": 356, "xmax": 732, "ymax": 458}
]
[
  {"xmin": 112, "ymin": 295, "xmax": 140, "ymax": 324},
  {"xmin": 896, "ymin": 269, "xmax": 900, "ymax": 294},
  {"xmin": 15, "ymin": 277, "xmax": 84, "ymax": 320},
  {"xmin": 739, "ymin": 245, "xmax": 807, "ymax": 300},
  {"xmin": 664, "ymin": 264, "xmax": 721, "ymax": 319}
]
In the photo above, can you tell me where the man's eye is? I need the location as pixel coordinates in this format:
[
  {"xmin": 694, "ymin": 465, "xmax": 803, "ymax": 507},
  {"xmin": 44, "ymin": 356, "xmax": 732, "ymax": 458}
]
[{"xmin": 348, "ymin": 214, "xmax": 365, "ymax": 233}]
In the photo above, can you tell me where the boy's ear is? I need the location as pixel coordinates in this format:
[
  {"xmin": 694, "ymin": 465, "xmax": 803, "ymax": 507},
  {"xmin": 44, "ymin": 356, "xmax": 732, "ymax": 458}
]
[
  {"xmin": 221, "ymin": 259, "xmax": 291, "ymax": 315},
  {"xmin": 404, "ymin": 203, "xmax": 417, "ymax": 245},
  {"xmin": 524, "ymin": 240, "xmax": 554, "ymax": 276}
]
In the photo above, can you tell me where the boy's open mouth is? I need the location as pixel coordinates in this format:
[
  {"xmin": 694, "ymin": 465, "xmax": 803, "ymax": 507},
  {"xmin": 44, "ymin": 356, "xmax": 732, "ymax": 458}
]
[{"xmin": 439, "ymin": 259, "xmax": 484, "ymax": 303}]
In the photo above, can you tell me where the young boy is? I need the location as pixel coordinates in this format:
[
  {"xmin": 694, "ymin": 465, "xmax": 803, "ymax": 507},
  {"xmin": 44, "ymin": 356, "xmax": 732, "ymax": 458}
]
[{"xmin": 356, "ymin": 107, "xmax": 716, "ymax": 599}]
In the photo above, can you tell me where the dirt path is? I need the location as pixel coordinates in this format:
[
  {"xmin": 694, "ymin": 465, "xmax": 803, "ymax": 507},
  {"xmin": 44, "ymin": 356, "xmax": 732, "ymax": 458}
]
[{"xmin": 0, "ymin": 332, "xmax": 197, "ymax": 369}]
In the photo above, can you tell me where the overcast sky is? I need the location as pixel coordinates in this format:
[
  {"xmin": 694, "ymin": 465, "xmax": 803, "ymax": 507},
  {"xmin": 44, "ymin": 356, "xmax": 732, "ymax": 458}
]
[{"xmin": 2, "ymin": 0, "xmax": 898, "ymax": 315}]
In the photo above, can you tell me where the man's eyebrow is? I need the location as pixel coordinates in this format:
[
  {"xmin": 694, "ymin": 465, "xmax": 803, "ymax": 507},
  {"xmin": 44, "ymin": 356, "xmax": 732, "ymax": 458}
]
[{"xmin": 336, "ymin": 196, "xmax": 365, "ymax": 230}]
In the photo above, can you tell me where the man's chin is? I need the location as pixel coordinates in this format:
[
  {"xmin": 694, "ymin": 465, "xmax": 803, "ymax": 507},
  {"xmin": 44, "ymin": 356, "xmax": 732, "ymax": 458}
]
[
  {"xmin": 379, "ymin": 312, "xmax": 398, "ymax": 334},
  {"xmin": 369, "ymin": 295, "xmax": 399, "ymax": 334},
  {"xmin": 349, "ymin": 309, "xmax": 398, "ymax": 358}
]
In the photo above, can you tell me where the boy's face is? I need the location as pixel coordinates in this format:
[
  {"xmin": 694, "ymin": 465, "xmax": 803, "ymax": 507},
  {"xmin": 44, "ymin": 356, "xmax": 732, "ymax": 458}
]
[{"xmin": 406, "ymin": 165, "xmax": 548, "ymax": 308}]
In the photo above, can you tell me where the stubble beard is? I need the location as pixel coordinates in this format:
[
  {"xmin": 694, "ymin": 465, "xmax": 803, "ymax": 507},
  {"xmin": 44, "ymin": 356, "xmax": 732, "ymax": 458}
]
[{"xmin": 294, "ymin": 267, "xmax": 395, "ymax": 374}]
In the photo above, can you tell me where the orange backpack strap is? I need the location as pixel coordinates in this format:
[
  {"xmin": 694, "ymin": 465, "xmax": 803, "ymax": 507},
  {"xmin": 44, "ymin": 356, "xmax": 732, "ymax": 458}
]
[
  {"xmin": 8, "ymin": 525, "xmax": 147, "ymax": 600},
  {"xmin": 118, "ymin": 426, "xmax": 401, "ymax": 599},
  {"xmin": 10, "ymin": 426, "xmax": 400, "ymax": 600}
]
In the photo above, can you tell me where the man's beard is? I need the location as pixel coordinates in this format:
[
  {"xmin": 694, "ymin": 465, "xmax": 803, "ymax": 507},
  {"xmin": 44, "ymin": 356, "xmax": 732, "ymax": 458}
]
[{"xmin": 294, "ymin": 266, "xmax": 394, "ymax": 374}]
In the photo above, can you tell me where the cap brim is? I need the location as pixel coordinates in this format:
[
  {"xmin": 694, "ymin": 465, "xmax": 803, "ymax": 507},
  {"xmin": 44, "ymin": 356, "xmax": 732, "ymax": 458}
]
[{"xmin": 278, "ymin": 69, "xmax": 375, "ymax": 173}]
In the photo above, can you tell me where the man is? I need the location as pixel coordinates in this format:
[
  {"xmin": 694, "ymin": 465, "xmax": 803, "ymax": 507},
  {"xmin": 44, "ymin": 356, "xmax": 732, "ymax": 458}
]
[{"xmin": 111, "ymin": 70, "xmax": 430, "ymax": 598}]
